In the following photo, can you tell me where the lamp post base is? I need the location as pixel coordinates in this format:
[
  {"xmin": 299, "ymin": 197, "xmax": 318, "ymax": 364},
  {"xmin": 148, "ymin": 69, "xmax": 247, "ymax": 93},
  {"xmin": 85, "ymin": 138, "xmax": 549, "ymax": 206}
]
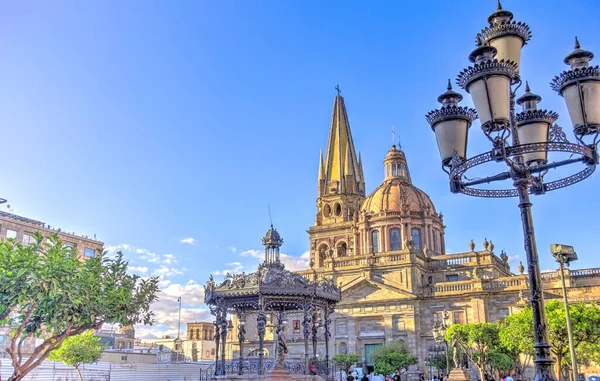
[{"xmin": 448, "ymin": 369, "xmax": 471, "ymax": 381}]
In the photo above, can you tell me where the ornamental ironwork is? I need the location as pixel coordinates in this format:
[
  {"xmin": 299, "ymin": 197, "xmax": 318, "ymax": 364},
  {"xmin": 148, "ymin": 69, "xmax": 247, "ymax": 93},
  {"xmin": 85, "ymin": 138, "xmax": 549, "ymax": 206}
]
[{"xmin": 204, "ymin": 225, "xmax": 340, "ymax": 378}]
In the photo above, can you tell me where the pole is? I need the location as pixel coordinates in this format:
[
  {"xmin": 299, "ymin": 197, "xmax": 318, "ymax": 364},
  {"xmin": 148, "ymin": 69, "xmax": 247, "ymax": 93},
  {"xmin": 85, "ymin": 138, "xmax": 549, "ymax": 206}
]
[
  {"xmin": 220, "ymin": 310, "xmax": 227, "ymax": 376},
  {"xmin": 515, "ymin": 180, "xmax": 557, "ymax": 381},
  {"xmin": 177, "ymin": 297, "xmax": 182, "ymax": 339},
  {"xmin": 445, "ymin": 341, "xmax": 449, "ymax": 376},
  {"xmin": 214, "ymin": 315, "xmax": 220, "ymax": 376},
  {"xmin": 559, "ymin": 261, "xmax": 579, "ymax": 381}
]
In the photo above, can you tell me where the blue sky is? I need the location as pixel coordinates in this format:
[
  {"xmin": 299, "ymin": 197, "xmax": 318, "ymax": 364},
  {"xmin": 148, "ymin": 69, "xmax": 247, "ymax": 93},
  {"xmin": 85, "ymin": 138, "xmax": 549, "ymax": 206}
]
[{"xmin": 1, "ymin": 0, "xmax": 599, "ymax": 338}]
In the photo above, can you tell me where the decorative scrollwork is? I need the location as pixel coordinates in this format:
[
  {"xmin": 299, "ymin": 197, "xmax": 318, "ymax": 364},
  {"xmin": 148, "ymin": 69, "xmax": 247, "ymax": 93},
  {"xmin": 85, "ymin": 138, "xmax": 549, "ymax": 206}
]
[
  {"xmin": 450, "ymin": 141, "xmax": 596, "ymax": 199},
  {"xmin": 548, "ymin": 124, "xmax": 570, "ymax": 143}
]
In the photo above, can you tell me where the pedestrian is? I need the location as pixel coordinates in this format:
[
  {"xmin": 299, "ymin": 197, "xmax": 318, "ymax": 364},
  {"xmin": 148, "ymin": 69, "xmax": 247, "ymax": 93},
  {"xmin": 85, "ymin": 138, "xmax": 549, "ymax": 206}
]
[
  {"xmin": 393, "ymin": 369, "xmax": 402, "ymax": 381},
  {"xmin": 362, "ymin": 373, "xmax": 370, "ymax": 381},
  {"xmin": 347, "ymin": 371, "xmax": 355, "ymax": 381},
  {"xmin": 505, "ymin": 373, "xmax": 514, "ymax": 381}
]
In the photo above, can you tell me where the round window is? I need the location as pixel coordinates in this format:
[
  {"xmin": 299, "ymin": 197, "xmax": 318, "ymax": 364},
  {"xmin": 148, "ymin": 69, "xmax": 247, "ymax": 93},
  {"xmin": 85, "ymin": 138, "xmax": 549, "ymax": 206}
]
[
  {"xmin": 334, "ymin": 203, "xmax": 342, "ymax": 216},
  {"xmin": 323, "ymin": 204, "xmax": 332, "ymax": 217}
]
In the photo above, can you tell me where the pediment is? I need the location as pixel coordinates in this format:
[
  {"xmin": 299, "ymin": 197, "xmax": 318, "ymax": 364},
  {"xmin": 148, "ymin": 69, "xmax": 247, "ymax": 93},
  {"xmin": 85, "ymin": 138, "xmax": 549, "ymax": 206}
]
[{"xmin": 340, "ymin": 277, "xmax": 415, "ymax": 304}]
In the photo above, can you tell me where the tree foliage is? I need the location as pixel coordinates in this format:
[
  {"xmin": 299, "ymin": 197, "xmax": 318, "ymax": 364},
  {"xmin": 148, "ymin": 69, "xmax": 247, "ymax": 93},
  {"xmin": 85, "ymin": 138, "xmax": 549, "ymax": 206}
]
[
  {"xmin": 48, "ymin": 331, "xmax": 106, "ymax": 381},
  {"xmin": 446, "ymin": 323, "xmax": 500, "ymax": 381},
  {"xmin": 372, "ymin": 341, "xmax": 418, "ymax": 376},
  {"xmin": 0, "ymin": 234, "xmax": 160, "ymax": 381},
  {"xmin": 498, "ymin": 308, "xmax": 534, "ymax": 378},
  {"xmin": 333, "ymin": 353, "xmax": 361, "ymax": 373},
  {"xmin": 502, "ymin": 300, "xmax": 600, "ymax": 381}
]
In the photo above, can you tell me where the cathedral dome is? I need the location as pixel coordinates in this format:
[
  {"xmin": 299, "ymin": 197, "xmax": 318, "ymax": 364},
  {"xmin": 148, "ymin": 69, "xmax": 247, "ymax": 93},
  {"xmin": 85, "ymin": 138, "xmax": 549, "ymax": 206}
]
[
  {"xmin": 360, "ymin": 145, "xmax": 437, "ymax": 216},
  {"xmin": 361, "ymin": 179, "xmax": 436, "ymax": 215}
]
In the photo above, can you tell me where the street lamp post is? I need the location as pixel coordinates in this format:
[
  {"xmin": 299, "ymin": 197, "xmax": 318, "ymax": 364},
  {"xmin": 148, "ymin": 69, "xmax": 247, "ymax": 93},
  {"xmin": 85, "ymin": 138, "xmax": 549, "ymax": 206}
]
[
  {"xmin": 433, "ymin": 311, "xmax": 451, "ymax": 374},
  {"xmin": 426, "ymin": 4, "xmax": 600, "ymax": 381},
  {"xmin": 177, "ymin": 297, "xmax": 182, "ymax": 363},
  {"xmin": 550, "ymin": 244, "xmax": 579, "ymax": 381}
]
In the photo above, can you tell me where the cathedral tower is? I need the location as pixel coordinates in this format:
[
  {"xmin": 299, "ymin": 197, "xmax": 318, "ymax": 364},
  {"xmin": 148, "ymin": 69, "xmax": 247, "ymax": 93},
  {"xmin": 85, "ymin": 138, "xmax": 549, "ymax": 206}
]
[
  {"xmin": 309, "ymin": 89, "xmax": 365, "ymax": 269},
  {"xmin": 316, "ymin": 89, "xmax": 365, "ymax": 227}
]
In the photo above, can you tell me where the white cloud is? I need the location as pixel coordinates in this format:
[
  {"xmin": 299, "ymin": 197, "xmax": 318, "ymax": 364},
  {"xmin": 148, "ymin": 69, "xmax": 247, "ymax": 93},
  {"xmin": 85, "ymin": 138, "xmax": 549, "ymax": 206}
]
[
  {"xmin": 133, "ymin": 280, "xmax": 212, "ymax": 339},
  {"xmin": 130, "ymin": 266, "xmax": 149, "ymax": 274},
  {"xmin": 239, "ymin": 249, "xmax": 310, "ymax": 272},
  {"xmin": 163, "ymin": 253, "xmax": 178, "ymax": 265},
  {"xmin": 180, "ymin": 238, "xmax": 197, "ymax": 245},
  {"xmin": 229, "ymin": 247, "xmax": 237, "ymax": 253},
  {"xmin": 152, "ymin": 266, "xmax": 185, "ymax": 277},
  {"xmin": 508, "ymin": 254, "xmax": 520, "ymax": 263},
  {"xmin": 214, "ymin": 262, "xmax": 244, "ymax": 276}
]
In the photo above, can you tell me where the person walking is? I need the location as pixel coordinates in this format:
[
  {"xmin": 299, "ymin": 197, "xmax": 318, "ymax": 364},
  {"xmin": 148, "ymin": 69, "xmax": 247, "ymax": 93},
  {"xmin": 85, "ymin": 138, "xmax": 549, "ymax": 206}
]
[
  {"xmin": 393, "ymin": 369, "xmax": 402, "ymax": 381},
  {"xmin": 347, "ymin": 371, "xmax": 355, "ymax": 381}
]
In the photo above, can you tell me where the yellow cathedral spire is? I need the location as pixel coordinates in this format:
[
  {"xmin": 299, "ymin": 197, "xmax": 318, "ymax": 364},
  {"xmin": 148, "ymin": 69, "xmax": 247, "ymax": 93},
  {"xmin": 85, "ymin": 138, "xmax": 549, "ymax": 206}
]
[{"xmin": 320, "ymin": 91, "xmax": 365, "ymax": 197}]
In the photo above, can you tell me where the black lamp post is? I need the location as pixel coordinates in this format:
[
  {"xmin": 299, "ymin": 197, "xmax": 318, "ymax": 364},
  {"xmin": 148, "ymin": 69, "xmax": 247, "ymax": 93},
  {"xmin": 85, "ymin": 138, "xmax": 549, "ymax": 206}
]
[
  {"xmin": 425, "ymin": 4, "xmax": 599, "ymax": 381},
  {"xmin": 432, "ymin": 310, "xmax": 451, "ymax": 374},
  {"xmin": 550, "ymin": 244, "xmax": 579, "ymax": 381}
]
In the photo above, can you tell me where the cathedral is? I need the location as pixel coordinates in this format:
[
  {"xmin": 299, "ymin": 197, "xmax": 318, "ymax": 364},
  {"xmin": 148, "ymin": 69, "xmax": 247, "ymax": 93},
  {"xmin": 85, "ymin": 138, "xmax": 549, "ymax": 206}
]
[{"xmin": 225, "ymin": 91, "xmax": 600, "ymax": 376}]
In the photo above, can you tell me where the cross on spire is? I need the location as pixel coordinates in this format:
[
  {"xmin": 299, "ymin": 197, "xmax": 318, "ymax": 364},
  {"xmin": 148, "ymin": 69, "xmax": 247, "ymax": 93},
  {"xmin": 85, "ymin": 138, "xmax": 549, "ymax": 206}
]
[
  {"xmin": 335, "ymin": 84, "xmax": 341, "ymax": 95},
  {"xmin": 391, "ymin": 126, "xmax": 395, "ymax": 147}
]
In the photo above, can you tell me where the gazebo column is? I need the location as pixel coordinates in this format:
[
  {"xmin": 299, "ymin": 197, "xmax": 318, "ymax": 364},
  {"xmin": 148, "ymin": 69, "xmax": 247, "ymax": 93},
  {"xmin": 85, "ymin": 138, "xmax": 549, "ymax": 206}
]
[
  {"xmin": 257, "ymin": 309, "xmax": 267, "ymax": 376},
  {"xmin": 324, "ymin": 305, "xmax": 332, "ymax": 376},
  {"xmin": 237, "ymin": 309, "xmax": 246, "ymax": 375},
  {"xmin": 220, "ymin": 308, "xmax": 227, "ymax": 375},
  {"xmin": 311, "ymin": 311, "xmax": 318, "ymax": 359},
  {"xmin": 303, "ymin": 303, "xmax": 311, "ymax": 375},
  {"xmin": 214, "ymin": 315, "xmax": 221, "ymax": 376}
]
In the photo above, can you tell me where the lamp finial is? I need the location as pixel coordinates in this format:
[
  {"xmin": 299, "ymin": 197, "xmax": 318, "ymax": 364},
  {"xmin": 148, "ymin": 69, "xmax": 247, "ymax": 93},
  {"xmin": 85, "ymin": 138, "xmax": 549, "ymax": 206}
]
[
  {"xmin": 497, "ymin": 0, "xmax": 502, "ymax": 11},
  {"xmin": 525, "ymin": 81, "xmax": 531, "ymax": 93},
  {"xmin": 574, "ymin": 36, "xmax": 580, "ymax": 50},
  {"xmin": 447, "ymin": 78, "xmax": 452, "ymax": 91}
]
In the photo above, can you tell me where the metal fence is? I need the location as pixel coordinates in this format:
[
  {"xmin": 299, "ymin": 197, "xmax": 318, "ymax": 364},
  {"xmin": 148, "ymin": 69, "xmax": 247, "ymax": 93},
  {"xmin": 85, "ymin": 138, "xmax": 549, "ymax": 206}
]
[{"xmin": 0, "ymin": 360, "xmax": 213, "ymax": 381}]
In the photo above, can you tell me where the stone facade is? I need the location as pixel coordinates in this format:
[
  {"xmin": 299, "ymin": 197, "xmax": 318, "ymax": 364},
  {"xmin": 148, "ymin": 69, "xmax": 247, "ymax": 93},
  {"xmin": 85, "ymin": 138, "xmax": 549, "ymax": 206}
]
[
  {"xmin": 0, "ymin": 210, "xmax": 104, "ymax": 259},
  {"xmin": 224, "ymin": 92, "xmax": 600, "ymax": 377}
]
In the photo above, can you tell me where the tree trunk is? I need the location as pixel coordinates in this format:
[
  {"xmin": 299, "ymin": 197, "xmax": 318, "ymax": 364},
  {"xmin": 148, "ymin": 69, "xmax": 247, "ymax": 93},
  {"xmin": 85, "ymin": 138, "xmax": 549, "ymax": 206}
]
[
  {"xmin": 556, "ymin": 354, "xmax": 563, "ymax": 381},
  {"xmin": 76, "ymin": 366, "xmax": 83, "ymax": 381}
]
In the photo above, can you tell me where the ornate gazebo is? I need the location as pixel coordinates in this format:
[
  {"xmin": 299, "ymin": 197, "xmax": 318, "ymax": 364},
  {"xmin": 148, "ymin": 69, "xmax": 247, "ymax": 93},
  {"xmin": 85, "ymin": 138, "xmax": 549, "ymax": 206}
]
[{"xmin": 204, "ymin": 225, "xmax": 341, "ymax": 377}]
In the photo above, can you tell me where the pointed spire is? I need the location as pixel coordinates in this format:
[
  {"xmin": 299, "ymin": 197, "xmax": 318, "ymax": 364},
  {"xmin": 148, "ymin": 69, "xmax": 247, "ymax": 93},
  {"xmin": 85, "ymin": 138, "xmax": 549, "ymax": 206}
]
[
  {"xmin": 344, "ymin": 142, "xmax": 352, "ymax": 175},
  {"xmin": 322, "ymin": 92, "xmax": 364, "ymax": 196},
  {"xmin": 497, "ymin": 0, "xmax": 502, "ymax": 10},
  {"xmin": 525, "ymin": 80, "xmax": 530, "ymax": 92},
  {"xmin": 574, "ymin": 36, "xmax": 580, "ymax": 49},
  {"xmin": 318, "ymin": 149, "xmax": 325, "ymax": 181},
  {"xmin": 447, "ymin": 78, "xmax": 452, "ymax": 91}
]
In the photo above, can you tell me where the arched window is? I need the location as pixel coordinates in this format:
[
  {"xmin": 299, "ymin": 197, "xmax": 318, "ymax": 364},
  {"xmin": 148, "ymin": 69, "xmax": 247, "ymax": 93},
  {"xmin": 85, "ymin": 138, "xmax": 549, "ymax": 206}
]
[
  {"xmin": 189, "ymin": 331, "xmax": 193, "ymax": 340},
  {"xmin": 390, "ymin": 228, "xmax": 401, "ymax": 251},
  {"xmin": 339, "ymin": 342, "xmax": 348, "ymax": 354},
  {"xmin": 196, "ymin": 328, "xmax": 200, "ymax": 340},
  {"xmin": 372, "ymin": 230, "xmax": 380, "ymax": 254},
  {"xmin": 337, "ymin": 242, "xmax": 347, "ymax": 257},
  {"xmin": 411, "ymin": 228, "xmax": 421, "ymax": 250},
  {"xmin": 204, "ymin": 329, "xmax": 208, "ymax": 340}
]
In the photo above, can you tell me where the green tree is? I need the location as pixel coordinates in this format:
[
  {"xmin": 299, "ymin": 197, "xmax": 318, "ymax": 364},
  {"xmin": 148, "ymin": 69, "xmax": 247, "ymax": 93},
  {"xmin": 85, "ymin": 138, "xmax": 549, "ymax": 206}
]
[
  {"xmin": 372, "ymin": 341, "xmax": 418, "ymax": 376},
  {"xmin": 427, "ymin": 347, "xmax": 453, "ymax": 377},
  {"xmin": 332, "ymin": 353, "xmax": 361, "ymax": 374},
  {"xmin": 48, "ymin": 331, "xmax": 106, "ymax": 381},
  {"xmin": 0, "ymin": 233, "xmax": 160, "ymax": 381},
  {"xmin": 486, "ymin": 350, "xmax": 514, "ymax": 379},
  {"xmin": 504, "ymin": 300, "xmax": 600, "ymax": 381},
  {"xmin": 446, "ymin": 323, "xmax": 500, "ymax": 381},
  {"xmin": 499, "ymin": 308, "xmax": 534, "ymax": 379}
]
